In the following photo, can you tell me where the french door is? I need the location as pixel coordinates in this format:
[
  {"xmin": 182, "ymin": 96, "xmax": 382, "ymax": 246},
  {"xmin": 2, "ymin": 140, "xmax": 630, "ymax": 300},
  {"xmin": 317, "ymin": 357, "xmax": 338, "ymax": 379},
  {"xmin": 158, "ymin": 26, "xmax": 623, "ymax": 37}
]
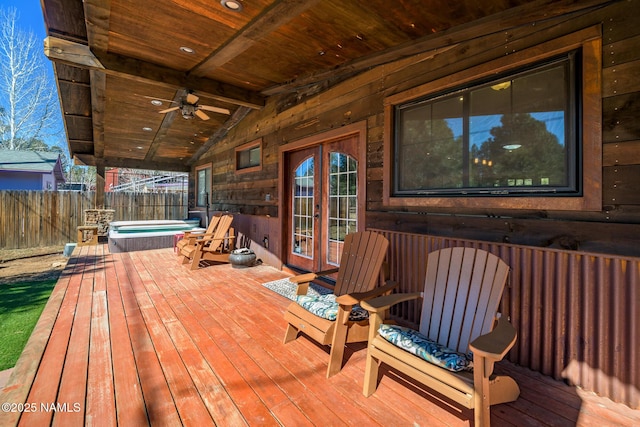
[{"xmin": 285, "ymin": 134, "xmax": 361, "ymax": 272}]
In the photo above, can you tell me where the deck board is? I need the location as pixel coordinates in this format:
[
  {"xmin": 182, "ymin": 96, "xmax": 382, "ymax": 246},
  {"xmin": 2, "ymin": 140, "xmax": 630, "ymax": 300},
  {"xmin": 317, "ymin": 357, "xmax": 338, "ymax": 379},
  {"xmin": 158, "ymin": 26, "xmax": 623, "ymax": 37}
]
[
  {"xmin": 51, "ymin": 276, "xmax": 93, "ymax": 427},
  {"xmin": 104, "ymin": 249, "xmax": 148, "ymax": 427},
  {"xmin": 18, "ymin": 252, "xmax": 88, "ymax": 427},
  {"xmin": 112, "ymin": 252, "xmax": 181, "ymax": 426},
  {"xmin": 1, "ymin": 245, "xmax": 639, "ymax": 427}
]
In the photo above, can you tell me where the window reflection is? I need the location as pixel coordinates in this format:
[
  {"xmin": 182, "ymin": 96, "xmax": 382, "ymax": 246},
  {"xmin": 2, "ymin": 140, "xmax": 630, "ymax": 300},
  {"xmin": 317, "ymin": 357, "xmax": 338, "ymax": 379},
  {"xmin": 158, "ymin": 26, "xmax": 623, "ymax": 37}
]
[{"xmin": 395, "ymin": 52, "xmax": 577, "ymax": 196}]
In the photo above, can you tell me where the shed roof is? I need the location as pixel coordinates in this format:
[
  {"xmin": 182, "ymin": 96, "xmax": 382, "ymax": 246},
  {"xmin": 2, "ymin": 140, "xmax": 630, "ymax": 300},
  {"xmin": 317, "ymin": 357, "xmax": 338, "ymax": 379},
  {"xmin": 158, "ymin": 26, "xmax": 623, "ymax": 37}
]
[{"xmin": 0, "ymin": 150, "xmax": 62, "ymax": 173}]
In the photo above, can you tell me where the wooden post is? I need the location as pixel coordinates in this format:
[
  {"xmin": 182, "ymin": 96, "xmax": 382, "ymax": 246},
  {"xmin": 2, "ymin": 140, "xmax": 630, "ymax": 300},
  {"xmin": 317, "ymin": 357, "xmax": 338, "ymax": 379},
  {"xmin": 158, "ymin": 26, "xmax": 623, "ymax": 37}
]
[{"xmin": 95, "ymin": 160, "xmax": 105, "ymax": 208}]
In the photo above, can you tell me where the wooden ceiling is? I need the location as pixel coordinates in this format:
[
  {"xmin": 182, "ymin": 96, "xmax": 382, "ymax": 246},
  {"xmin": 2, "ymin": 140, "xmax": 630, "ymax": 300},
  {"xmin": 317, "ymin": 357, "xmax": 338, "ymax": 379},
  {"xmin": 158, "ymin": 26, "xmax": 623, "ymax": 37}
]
[{"xmin": 41, "ymin": 0, "xmax": 578, "ymax": 172}]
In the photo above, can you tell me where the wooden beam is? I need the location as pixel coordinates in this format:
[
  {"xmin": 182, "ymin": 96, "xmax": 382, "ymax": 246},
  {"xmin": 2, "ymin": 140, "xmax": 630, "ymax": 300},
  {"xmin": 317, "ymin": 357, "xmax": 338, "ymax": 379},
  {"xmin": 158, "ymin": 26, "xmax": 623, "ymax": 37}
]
[
  {"xmin": 187, "ymin": 107, "xmax": 253, "ymax": 165},
  {"xmin": 191, "ymin": 0, "xmax": 322, "ymax": 77},
  {"xmin": 83, "ymin": 0, "xmax": 110, "ymax": 52},
  {"xmin": 144, "ymin": 90, "xmax": 187, "ymax": 162},
  {"xmin": 44, "ymin": 36, "xmax": 265, "ymax": 109},
  {"xmin": 262, "ymin": 0, "xmax": 615, "ymax": 96},
  {"xmin": 90, "ymin": 70, "xmax": 105, "ymax": 158},
  {"xmin": 95, "ymin": 159, "xmax": 105, "ymax": 208},
  {"xmin": 57, "ymin": 79, "xmax": 90, "ymax": 87},
  {"xmin": 74, "ymin": 154, "xmax": 190, "ymax": 172}
]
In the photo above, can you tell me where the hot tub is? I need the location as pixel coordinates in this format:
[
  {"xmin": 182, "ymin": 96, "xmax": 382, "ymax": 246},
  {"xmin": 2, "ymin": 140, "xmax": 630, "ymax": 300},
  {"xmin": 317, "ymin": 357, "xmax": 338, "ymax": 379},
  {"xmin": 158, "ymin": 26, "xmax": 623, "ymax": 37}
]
[{"xmin": 108, "ymin": 219, "xmax": 204, "ymax": 253}]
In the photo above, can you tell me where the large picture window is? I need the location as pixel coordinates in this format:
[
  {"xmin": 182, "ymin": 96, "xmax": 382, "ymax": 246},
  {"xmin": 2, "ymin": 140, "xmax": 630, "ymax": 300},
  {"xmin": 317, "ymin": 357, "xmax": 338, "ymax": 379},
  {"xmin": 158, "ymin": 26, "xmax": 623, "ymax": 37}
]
[
  {"xmin": 383, "ymin": 27, "xmax": 602, "ymax": 211},
  {"xmin": 395, "ymin": 53, "xmax": 578, "ymax": 196}
]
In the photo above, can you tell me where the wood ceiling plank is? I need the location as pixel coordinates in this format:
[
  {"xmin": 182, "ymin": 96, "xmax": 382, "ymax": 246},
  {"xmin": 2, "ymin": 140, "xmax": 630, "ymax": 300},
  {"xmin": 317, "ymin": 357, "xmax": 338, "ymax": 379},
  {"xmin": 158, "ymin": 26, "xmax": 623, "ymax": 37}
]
[
  {"xmin": 191, "ymin": 0, "xmax": 322, "ymax": 77},
  {"xmin": 57, "ymin": 81, "xmax": 92, "ymax": 117},
  {"xmin": 144, "ymin": 90, "xmax": 188, "ymax": 162},
  {"xmin": 263, "ymin": 0, "xmax": 612, "ymax": 96},
  {"xmin": 64, "ymin": 116, "xmax": 93, "ymax": 141},
  {"xmin": 187, "ymin": 106, "xmax": 253, "ymax": 165},
  {"xmin": 83, "ymin": 0, "xmax": 110, "ymax": 51},
  {"xmin": 42, "ymin": 0, "xmax": 87, "ymax": 42},
  {"xmin": 44, "ymin": 37, "xmax": 265, "ymax": 109}
]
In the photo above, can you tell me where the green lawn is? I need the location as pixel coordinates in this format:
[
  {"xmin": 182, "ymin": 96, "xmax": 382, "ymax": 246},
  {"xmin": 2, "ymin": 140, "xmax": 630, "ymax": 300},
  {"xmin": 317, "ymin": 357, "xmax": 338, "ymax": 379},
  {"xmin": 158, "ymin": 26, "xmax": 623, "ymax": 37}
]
[{"xmin": 0, "ymin": 279, "xmax": 57, "ymax": 371}]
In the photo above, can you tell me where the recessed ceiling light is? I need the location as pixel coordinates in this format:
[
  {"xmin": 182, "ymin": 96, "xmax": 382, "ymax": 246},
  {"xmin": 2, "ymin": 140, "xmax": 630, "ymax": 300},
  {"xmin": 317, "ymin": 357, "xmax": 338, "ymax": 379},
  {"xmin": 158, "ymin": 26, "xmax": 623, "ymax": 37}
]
[
  {"xmin": 142, "ymin": 127, "xmax": 153, "ymax": 132},
  {"xmin": 137, "ymin": 146, "xmax": 143, "ymax": 150},
  {"xmin": 179, "ymin": 46, "xmax": 195, "ymax": 54},
  {"xmin": 220, "ymin": 0, "xmax": 243, "ymax": 11},
  {"xmin": 150, "ymin": 100, "xmax": 162, "ymax": 106}
]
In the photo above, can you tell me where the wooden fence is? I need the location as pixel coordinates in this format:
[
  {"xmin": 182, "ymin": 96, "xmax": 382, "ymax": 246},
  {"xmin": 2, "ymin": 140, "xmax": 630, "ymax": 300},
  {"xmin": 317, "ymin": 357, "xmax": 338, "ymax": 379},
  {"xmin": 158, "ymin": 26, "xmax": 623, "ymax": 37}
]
[{"xmin": 0, "ymin": 191, "xmax": 187, "ymax": 249}]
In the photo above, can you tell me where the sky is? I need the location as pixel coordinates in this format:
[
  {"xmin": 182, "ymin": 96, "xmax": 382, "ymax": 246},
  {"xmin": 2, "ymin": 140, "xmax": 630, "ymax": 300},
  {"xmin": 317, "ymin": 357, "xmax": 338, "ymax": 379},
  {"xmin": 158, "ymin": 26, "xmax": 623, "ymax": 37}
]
[
  {"xmin": 1, "ymin": 0, "xmax": 46, "ymax": 37},
  {"xmin": 1, "ymin": 0, "xmax": 68, "ymax": 153}
]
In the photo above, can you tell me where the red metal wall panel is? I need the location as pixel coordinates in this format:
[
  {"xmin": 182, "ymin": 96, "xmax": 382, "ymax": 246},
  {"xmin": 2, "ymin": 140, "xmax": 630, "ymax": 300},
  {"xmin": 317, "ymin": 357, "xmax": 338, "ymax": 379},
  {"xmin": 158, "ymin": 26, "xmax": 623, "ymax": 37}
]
[{"xmin": 370, "ymin": 229, "xmax": 640, "ymax": 409}]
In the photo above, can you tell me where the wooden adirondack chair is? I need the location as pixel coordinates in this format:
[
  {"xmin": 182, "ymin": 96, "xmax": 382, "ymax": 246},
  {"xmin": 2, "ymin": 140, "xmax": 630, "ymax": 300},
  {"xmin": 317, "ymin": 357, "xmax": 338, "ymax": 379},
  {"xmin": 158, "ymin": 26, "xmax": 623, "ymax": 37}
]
[
  {"xmin": 283, "ymin": 231, "xmax": 396, "ymax": 378},
  {"xmin": 175, "ymin": 213, "xmax": 222, "ymax": 255},
  {"xmin": 180, "ymin": 214, "xmax": 235, "ymax": 270},
  {"xmin": 361, "ymin": 247, "xmax": 519, "ymax": 427}
]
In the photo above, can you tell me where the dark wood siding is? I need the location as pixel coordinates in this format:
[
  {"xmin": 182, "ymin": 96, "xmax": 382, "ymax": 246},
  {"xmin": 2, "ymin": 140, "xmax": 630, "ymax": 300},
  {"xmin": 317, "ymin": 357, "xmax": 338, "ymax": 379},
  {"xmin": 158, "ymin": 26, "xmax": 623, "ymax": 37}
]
[{"xmin": 198, "ymin": 0, "xmax": 640, "ymax": 257}]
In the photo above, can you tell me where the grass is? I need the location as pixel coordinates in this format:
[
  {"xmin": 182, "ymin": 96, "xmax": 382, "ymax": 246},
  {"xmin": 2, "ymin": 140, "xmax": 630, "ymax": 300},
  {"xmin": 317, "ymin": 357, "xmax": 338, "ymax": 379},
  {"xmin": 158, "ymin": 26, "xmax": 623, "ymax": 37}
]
[{"xmin": 0, "ymin": 279, "xmax": 57, "ymax": 371}]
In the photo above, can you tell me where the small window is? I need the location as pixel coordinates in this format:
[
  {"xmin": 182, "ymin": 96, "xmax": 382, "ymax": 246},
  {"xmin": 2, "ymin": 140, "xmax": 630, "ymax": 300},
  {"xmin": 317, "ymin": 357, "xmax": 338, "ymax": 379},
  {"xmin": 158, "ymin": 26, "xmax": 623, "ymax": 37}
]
[
  {"xmin": 235, "ymin": 138, "xmax": 262, "ymax": 174},
  {"xmin": 195, "ymin": 164, "xmax": 211, "ymax": 207}
]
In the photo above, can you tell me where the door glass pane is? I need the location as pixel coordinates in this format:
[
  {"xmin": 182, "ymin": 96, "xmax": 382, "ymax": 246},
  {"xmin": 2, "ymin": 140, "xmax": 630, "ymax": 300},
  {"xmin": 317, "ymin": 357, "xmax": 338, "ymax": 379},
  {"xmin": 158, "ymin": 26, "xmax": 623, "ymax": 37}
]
[
  {"xmin": 292, "ymin": 157, "xmax": 314, "ymax": 258},
  {"xmin": 327, "ymin": 152, "xmax": 357, "ymax": 265},
  {"xmin": 196, "ymin": 167, "xmax": 211, "ymax": 207}
]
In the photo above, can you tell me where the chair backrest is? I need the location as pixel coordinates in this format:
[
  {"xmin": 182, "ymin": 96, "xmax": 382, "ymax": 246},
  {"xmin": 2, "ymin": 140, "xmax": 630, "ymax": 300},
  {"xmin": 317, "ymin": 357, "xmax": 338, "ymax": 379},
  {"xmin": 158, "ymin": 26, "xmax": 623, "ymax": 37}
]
[
  {"xmin": 203, "ymin": 214, "xmax": 234, "ymax": 252},
  {"xmin": 204, "ymin": 213, "xmax": 222, "ymax": 234},
  {"xmin": 419, "ymin": 247, "xmax": 510, "ymax": 354},
  {"xmin": 334, "ymin": 231, "xmax": 389, "ymax": 297}
]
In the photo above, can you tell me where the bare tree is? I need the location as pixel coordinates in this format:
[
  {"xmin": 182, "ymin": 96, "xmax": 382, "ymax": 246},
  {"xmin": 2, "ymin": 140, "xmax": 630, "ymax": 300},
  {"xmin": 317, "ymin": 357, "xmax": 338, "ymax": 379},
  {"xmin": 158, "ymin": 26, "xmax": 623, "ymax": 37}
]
[{"xmin": 0, "ymin": 7, "xmax": 61, "ymax": 151}]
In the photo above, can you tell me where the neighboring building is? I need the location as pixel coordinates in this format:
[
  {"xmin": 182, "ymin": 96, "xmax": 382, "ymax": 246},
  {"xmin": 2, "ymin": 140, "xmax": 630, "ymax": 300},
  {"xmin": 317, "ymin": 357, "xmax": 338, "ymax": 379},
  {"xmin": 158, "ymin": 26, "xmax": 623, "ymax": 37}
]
[
  {"xmin": 105, "ymin": 167, "xmax": 119, "ymax": 191},
  {"xmin": 0, "ymin": 150, "xmax": 66, "ymax": 190}
]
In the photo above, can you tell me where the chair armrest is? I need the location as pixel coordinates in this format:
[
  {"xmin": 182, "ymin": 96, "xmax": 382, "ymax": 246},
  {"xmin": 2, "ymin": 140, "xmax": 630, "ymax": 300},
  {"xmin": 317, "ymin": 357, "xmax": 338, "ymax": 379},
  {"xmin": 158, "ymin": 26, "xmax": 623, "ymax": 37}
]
[
  {"xmin": 469, "ymin": 316, "xmax": 517, "ymax": 362},
  {"xmin": 314, "ymin": 267, "xmax": 340, "ymax": 277},
  {"xmin": 194, "ymin": 233, "xmax": 216, "ymax": 244},
  {"xmin": 360, "ymin": 292, "xmax": 422, "ymax": 314},
  {"xmin": 289, "ymin": 268, "xmax": 340, "ymax": 285},
  {"xmin": 289, "ymin": 273, "xmax": 318, "ymax": 284},
  {"xmin": 336, "ymin": 280, "xmax": 398, "ymax": 306},
  {"xmin": 183, "ymin": 229, "xmax": 205, "ymax": 237},
  {"xmin": 185, "ymin": 233, "xmax": 207, "ymax": 243}
]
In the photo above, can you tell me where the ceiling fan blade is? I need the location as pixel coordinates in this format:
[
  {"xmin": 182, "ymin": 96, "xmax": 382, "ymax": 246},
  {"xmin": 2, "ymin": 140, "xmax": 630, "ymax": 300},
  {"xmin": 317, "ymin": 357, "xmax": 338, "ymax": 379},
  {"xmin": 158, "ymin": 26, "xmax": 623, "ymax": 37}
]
[
  {"xmin": 186, "ymin": 93, "xmax": 199, "ymax": 104},
  {"xmin": 195, "ymin": 110, "xmax": 210, "ymax": 121},
  {"xmin": 199, "ymin": 105, "xmax": 231, "ymax": 115},
  {"xmin": 159, "ymin": 106, "xmax": 180, "ymax": 113}
]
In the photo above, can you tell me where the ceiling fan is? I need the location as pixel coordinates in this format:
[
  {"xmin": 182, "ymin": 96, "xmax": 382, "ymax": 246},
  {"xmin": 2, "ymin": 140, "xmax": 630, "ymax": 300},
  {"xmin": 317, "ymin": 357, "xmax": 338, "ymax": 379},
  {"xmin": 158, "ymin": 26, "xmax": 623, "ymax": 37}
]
[{"xmin": 158, "ymin": 93, "xmax": 230, "ymax": 121}]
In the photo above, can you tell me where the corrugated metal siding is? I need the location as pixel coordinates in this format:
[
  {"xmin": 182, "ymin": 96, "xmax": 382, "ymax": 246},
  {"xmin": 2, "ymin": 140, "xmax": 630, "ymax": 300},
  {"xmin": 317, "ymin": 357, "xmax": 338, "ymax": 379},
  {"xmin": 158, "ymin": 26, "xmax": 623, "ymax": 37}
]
[{"xmin": 370, "ymin": 229, "xmax": 639, "ymax": 409}]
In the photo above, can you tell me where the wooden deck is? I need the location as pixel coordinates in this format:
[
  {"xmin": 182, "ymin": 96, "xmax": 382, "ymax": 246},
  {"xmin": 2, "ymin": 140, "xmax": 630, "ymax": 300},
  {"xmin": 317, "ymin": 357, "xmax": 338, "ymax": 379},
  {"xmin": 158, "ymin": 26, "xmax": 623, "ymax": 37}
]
[{"xmin": 1, "ymin": 245, "xmax": 638, "ymax": 426}]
